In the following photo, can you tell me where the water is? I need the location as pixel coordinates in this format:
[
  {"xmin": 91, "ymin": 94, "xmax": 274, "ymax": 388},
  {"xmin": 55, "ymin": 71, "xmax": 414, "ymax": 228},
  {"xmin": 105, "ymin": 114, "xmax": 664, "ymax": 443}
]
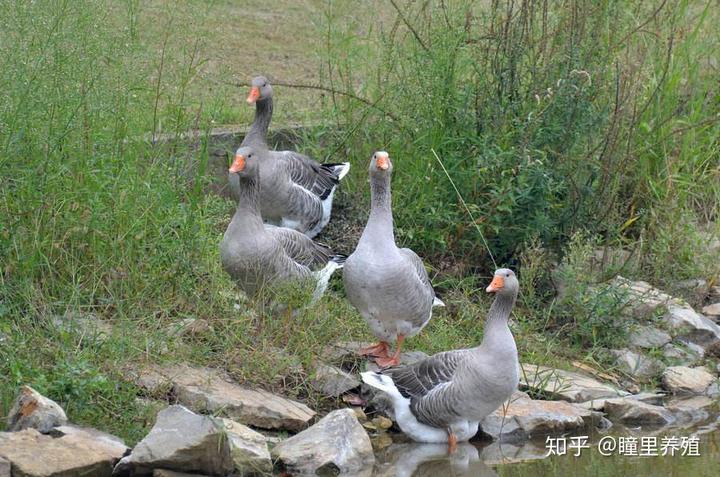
[{"xmin": 364, "ymin": 418, "xmax": 720, "ymax": 477}]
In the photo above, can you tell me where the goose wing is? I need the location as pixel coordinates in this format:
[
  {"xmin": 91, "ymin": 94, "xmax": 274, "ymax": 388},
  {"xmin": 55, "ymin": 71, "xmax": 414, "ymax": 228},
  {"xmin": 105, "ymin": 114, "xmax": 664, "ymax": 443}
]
[
  {"xmin": 274, "ymin": 150, "xmax": 340, "ymax": 200},
  {"xmin": 266, "ymin": 225, "xmax": 333, "ymax": 270},
  {"xmin": 399, "ymin": 248, "xmax": 434, "ymax": 294},
  {"xmin": 383, "ymin": 349, "xmax": 471, "ymax": 400}
]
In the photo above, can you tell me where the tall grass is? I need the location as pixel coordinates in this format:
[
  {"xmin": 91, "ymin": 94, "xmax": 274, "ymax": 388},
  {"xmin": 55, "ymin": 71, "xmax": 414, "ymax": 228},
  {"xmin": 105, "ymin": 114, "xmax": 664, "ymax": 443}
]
[{"xmin": 314, "ymin": 0, "xmax": 719, "ymax": 278}]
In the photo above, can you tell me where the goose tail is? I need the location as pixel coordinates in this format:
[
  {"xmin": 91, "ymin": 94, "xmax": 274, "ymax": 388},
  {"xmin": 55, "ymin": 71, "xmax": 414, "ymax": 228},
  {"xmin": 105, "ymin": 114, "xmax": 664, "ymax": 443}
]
[
  {"xmin": 361, "ymin": 371, "xmax": 403, "ymax": 399},
  {"xmin": 311, "ymin": 256, "xmax": 345, "ymax": 302},
  {"xmin": 432, "ymin": 296, "xmax": 445, "ymax": 307},
  {"xmin": 323, "ymin": 162, "xmax": 351, "ymax": 181}
]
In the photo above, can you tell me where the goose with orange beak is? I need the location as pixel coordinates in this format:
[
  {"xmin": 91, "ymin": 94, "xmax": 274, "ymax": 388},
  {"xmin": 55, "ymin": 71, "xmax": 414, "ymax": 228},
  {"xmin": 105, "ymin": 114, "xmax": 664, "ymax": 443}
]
[
  {"xmin": 361, "ymin": 268, "xmax": 520, "ymax": 451},
  {"xmin": 221, "ymin": 146, "xmax": 345, "ymax": 300},
  {"xmin": 343, "ymin": 151, "xmax": 444, "ymax": 367},
  {"xmin": 230, "ymin": 75, "xmax": 350, "ymax": 238}
]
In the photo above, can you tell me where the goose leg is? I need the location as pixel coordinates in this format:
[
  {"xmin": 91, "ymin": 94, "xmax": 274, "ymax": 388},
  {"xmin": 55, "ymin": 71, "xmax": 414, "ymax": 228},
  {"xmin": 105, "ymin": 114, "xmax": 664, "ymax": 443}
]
[
  {"xmin": 375, "ymin": 334, "xmax": 405, "ymax": 368},
  {"xmin": 358, "ymin": 341, "xmax": 390, "ymax": 358},
  {"xmin": 447, "ymin": 428, "xmax": 458, "ymax": 454}
]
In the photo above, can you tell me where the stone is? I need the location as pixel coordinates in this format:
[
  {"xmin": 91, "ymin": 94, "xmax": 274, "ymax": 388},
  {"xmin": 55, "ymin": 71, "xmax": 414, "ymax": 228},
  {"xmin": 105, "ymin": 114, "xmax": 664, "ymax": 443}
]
[
  {"xmin": 609, "ymin": 348, "xmax": 665, "ymax": 381},
  {"xmin": 216, "ymin": 418, "xmax": 272, "ymax": 475},
  {"xmin": 6, "ymin": 386, "xmax": 68, "ymax": 433},
  {"xmin": 666, "ymin": 396, "xmax": 715, "ymax": 425},
  {"xmin": 310, "ymin": 363, "xmax": 361, "ymax": 397},
  {"xmin": 114, "ymin": 405, "xmax": 233, "ymax": 476},
  {"xmin": 0, "ymin": 427, "xmax": 127, "ymax": 477},
  {"xmin": 663, "ymin": 304, "xmax": 720, "ymax": 346},
  {"xmin": 576, "ymin": 391, "xmax": 666, "ymax": 411},
  {"xmin": 673, "ymin": 278, "xmax": 709, "ymax": 305},
  {"xmin": 629, "ymin": 326, "xmax": 672, "ymax": 349},
  {"xmin": 271, "ymin": 409, "xmax": 375, "ymax": 475},
  {"xmin": 611, "ymin": 276, "xmax": 679, "ymax": 318},
  {"xmin": 0, "ymin": 457, "xmax": 10, "ymax": 477},
  {"xmin": 49, "ymin": 425, "xmax": 127, "ymax": 450},
  {"xmin": 519, "ymin": 364, "xmax": 628, "ymax": 402},
  {"xmin": 662, "ymin": 342, "xmax": 702, "ymax": 364},
  {"xmin": 137, "ymin": 364, "xmax": 315, "ymax": 431},
  {"xmin": 480, "ymin": 391, "xmax": 596, "ymax": 442},
  {"xmin": 703, "ymin": 303, "xmax": 720, "ymax": 318},
  {"xmin": 662, "ymin": 366, "xmax": 716, "ymax": 395},
  {"xmin": 51, "ymin": 311, "xmax": 113, "ymax": 344},
  {"xmin": 164, "ymin": 318, "xmax": 212, "ymax": 338},
  {"xmin": 709, "ymin": 286, "xmax": 720, "ymax": 301},
  {"xmin": 603, "ymin": 399, "xmax": 675, "ymax": 426}
]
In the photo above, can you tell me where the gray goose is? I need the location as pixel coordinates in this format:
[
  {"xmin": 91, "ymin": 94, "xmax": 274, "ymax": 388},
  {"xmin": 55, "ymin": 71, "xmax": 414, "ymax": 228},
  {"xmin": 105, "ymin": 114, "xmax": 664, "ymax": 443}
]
[
  {"xmin": 361, "ymin": 269, "xmax": 519, "ymax": 448},
  {"xmin": 230, "ymin": 76, "xmax": 350, "ymax": 238},
  {"xmin": 220, "ymin": 146, "xmax": 344, "ymax": 300},
  {"xmin": 343, "ymin": 151, "xmax": 444, "ymax": 367}
]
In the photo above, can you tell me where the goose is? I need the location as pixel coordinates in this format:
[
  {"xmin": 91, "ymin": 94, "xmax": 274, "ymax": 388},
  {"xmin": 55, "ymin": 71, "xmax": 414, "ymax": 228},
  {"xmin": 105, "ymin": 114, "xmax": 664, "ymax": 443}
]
[
  {"xmin": 343, "ymin": 151, "xmax": 444, "ymax": 367},
  {"xmin": 220, "ymin": 146, "xmax": 345, "ymax": 301},
  {"xmin": 361, "ymin": 269, "xmax": 519, "ymax": 449},
  {"xmin": 230, "ymin": 75, "xmax": 350, "ymax": 238}
]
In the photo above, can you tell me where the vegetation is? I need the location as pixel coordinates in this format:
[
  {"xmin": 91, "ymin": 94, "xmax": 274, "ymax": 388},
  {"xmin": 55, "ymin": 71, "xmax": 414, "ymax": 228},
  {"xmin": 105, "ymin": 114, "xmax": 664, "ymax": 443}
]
[{"xmin": 0, "ymin": 0, "xmax": 718, "ymax": 444}]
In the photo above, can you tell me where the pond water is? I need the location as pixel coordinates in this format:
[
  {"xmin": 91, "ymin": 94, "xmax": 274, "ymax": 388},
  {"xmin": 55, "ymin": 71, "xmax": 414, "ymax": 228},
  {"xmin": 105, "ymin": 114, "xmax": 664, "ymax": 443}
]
[{"xmin": 363, "ymin": 418, "xmax": 720, "ymax": 477}]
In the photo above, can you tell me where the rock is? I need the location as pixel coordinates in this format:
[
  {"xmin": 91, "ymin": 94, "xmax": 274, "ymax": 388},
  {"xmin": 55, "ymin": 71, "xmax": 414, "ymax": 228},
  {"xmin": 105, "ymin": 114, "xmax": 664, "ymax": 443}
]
[
  {"xmin": 609, "ymin": 349, "xmax": 665, "ymax": 381},
  {"xmin": 0, "ymin": 428, "xmax": 127, "ymax": 477},
  {"xmin": 0, "ymin": 457, "xmax": 10, "ymax": 477},
  {"xmin": 164, "ymin": 318, "xmax": 212, "ymax": 338},
  {"xmin": 703, "ymin": 303, "xmax": 720, "ymax": 319},
  {"xmin": 310, "ymin": 363, "xmax": 361, "ymax": 397},
  {"xmin": 51, "ymin": 311, "xmax": 113, "ymax": 343},
  {"xmin": 6, "ymin": 386, "xmax": 68, "ymax": 433},
  {"xmin": 666, "ymin": 396, "xmax": 715, "ymax": 425},
  {"xmin": 673, "ymin": 278, "xmax": 709, "ymax": 305},
  {"xmin": 217, "ymin": 418, "xmax": 272, "ymax": 475},
  {"xmin": 629, "ymin": 326, "xmax": 672, "ymax": 349},
  {"xmin": 136, "ymin": 364, "xmax": 315, "ymax": 431},
  {"xmin": 611, "ymin": 276, "xmax": 678, "ymax": 318},
  {"xmin": 271, "ymin": 409, "xmax": 374, "ymax": 475},
  {"xmin": 709, "ymin": 286, "xmax": 720, "ymax": 301},
  {"xmin": 576, "ymin": 391, "xmax": 666, "ymax": 411},
  {"xmin": 114, "ymin": 405, "xmax": 233, "ymax": 476},
  {"xmin": 662, "ymin": 366, "xmax": 716, "ymax": 395},
  {"xmin": 662, "ymin": 342, "xmax": 702, "ymax": 364},
  {"xmin": 604, "ymin": 399, "xmax": 675, "ymax": 426},
  {"xmin": 49, "ymin": 425, "xmax": 127, "ymax": 450},
  {"xmin": 519, "ymin": 364, "xmax": 628, "ymax": 402},
  {"xmin": 480, "ymin": 391, "xmax": 596, "ymax": 442},
  {"xmin": 663, "ymin": 304, "xmax": 720, "ymax": 347}
]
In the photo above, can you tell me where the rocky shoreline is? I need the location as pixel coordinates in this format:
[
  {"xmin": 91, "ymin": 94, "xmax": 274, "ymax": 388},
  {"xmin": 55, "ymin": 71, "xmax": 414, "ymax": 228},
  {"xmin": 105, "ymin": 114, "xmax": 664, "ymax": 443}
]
[{"xmin": 1, "ymin": 275, "xmax": 719, "ymax": 476}]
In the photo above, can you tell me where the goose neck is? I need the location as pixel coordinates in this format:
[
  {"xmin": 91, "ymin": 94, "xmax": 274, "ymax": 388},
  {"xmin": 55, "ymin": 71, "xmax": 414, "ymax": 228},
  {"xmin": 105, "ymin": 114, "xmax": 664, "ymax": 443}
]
[
  {"xmin": 364, "ymin": 173, "xmax": 394, "ymax": 243},
  {"xmin": 243, "ymin": 97, "xmax": 273, "ymax": 148},
  {"xmin": 228, "ymin": 174, "xmax": 265, "ymax": 232}
]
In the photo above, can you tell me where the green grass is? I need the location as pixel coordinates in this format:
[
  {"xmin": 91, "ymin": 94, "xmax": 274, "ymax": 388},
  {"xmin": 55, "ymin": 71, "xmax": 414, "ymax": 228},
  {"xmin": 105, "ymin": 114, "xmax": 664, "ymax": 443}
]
[{"xmin": 1, "ymin": 0, "xmax": 718, "ymax": 445}]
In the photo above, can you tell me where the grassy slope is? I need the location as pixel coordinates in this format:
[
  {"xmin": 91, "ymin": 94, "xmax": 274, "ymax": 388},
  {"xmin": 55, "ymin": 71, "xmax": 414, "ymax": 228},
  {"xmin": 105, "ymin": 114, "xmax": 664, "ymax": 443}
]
[{"xmin": 0, "ymin": 0, "xmax": 718, "ymax": 445}]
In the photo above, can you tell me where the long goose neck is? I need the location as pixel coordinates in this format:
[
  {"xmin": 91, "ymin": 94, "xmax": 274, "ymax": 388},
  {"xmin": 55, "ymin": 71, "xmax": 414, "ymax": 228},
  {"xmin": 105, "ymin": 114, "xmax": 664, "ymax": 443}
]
[
  {"xmin": 228, "ymin": 174, "xmax": 265, "ymax": 233},
  {"xmin": 244, "ymin": 97, "xmax": 273, "ymax": 147},
  {"xmin": 361, "ymin": 173, "xmax": 394, "ymax": 244},
  {"xmin": 481, "ymin": 293, "xmax": 517, "ymax": 350}
]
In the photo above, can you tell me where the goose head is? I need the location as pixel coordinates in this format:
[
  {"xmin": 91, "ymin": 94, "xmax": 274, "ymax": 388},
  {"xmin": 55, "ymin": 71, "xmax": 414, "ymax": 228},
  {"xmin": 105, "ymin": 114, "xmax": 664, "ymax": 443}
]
[
  {"xmin": 229, "ymin": 146, "xmax": 261, "ymax": 178},
  {"xmin": 369, "ymin": 150, "xmax": 392, "ymax": 176},
  {"xmin": 486, "ymin": 268, "xmax": 519, "ymax": 298},
  {"xmin": 246, "ymin": 76, "xmax": 273, "ymax": 104}
]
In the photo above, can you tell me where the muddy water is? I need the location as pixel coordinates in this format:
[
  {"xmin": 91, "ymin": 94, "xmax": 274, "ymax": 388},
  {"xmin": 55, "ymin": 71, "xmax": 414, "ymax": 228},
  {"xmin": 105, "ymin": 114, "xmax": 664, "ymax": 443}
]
[{"xmin": 366, "ymin": 417, "xmax": 720, "ymax": 477}]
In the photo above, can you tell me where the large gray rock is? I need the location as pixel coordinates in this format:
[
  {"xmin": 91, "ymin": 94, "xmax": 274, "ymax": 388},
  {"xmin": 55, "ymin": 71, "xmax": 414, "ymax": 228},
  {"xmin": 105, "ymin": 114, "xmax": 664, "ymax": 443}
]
[
  {"xmin": 612, "ymin": 276, "xmax": 679, "ymax": 317},
  {"xmin": 662, "ymin": 366, "xmax": 716, "ymax": 395},
  {"xmin": 311, "ymin": 363, "xmax": 361, "ymax": 397},
  {"xmin": 271, "ymin": 409, "xmax": 374, "ymax": 475},
  {"xmin": 576, "ymin": 391, "xmax": 666, "ymax": 411},
  {"xmin": 663, "ymin": 304, "xmax": 720, "ymax": 347},
  {"xmin": 114, "ymin": 405, "xmax": 233, "ymax": 476},
  {"xmin": 629, "ymin": 326, "xmax": 672, "ymax": 349},
  {"xmin": 662, "ymin": 342, "xmax": 702, "ymax": 364},
  {"xmin": 610, "ymin": 348, "xmax": 665, "ymax": 381},
  {"xmin": 480, "ymin": 391, "xmax": 596, "ymax": 442},
  {"xmin": 519, "ymin": 364, "xmax": 628, "ymax": 402},
  {"xmin": 0, "ymin": 427, "xmax": 128, "ymax": 477},
  {"xmin": 134, "ymin": 364, "xmax": 315, "ymax": 432},
  {"xmin": 6, "ymin": 386, "xmax": 68, "ymax": 433},
  {"xmin": 603, "ymin": 399, "xmax": 675, "ymax": 426},
  {"xmin": 216, "ymin": 418, "xmax": 272, "ymax": 475},
  {"xmin": 665, "ymin": 396, "xmax": 715, "ymax": 425}
]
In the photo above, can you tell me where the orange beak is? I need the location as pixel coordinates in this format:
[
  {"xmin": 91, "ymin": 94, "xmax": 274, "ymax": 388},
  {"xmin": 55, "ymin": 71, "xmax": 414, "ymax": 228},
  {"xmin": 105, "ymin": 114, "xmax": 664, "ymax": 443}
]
[
  {"xmin": 246, "ymin": 86, "xmax": 260, "ymax": 104},
  {"xmin": 486, "ymin": 275, "xmax": 504, "ymax": 293},
  {"xmin": 229, "ymin": 154, "xmax": 246, "ymax": 173},
  {"xmin": 376, "ymin": 154, "xmax": 389, "ymax": 170}
]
